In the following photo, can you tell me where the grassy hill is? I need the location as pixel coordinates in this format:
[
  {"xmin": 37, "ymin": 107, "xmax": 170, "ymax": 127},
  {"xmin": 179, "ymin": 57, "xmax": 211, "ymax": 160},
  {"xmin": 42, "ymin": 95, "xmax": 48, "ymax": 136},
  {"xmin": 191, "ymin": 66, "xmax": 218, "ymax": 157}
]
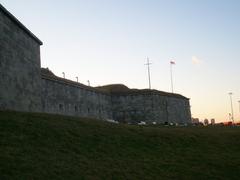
[{"xmin": 0, "ymin": 111, "xmax": 240, "ymax": 179}]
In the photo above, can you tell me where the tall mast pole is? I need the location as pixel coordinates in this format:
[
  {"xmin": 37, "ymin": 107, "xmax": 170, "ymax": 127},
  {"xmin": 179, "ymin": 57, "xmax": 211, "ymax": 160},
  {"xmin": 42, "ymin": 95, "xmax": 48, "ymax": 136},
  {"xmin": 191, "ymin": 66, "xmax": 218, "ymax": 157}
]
[{"xmin": 145, "ymin": 57, "xmax": 152, "ymax": 89}]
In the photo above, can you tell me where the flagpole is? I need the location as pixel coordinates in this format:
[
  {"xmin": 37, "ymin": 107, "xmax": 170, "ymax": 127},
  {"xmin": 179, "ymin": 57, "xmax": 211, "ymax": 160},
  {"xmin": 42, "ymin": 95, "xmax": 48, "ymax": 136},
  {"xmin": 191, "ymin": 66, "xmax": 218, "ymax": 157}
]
[{"xmin": 170, "ymin": 63, "xmax": 173, "ymax": 93}]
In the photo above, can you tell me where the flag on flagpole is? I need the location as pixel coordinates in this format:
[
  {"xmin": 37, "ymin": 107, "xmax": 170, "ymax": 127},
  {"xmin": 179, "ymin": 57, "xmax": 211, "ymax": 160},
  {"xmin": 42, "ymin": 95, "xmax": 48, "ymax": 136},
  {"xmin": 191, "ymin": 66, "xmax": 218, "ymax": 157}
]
[{"xmin": 170, "ymin": 61, "xmax": 175, "ymax": 65}]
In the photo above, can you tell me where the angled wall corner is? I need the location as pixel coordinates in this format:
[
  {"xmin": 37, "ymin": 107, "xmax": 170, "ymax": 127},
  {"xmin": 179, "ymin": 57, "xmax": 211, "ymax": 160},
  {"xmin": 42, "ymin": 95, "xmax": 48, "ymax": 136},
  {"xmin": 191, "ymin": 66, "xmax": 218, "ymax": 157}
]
[{"xmin": 0, "ymin": 5, "xmax": 42, "ymax": 112}]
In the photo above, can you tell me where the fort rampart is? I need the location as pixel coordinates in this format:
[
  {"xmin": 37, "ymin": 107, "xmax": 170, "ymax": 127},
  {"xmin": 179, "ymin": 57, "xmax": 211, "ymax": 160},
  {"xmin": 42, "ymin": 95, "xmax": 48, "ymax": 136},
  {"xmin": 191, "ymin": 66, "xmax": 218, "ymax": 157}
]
[{"xmin": 0, "ymin": 4, "xmax": 191, "ymax": 124}]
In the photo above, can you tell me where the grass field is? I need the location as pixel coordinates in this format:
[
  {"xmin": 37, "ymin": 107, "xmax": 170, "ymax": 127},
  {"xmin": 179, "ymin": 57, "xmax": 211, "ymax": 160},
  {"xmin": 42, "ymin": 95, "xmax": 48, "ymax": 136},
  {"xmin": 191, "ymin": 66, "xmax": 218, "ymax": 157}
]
[{"xmin": 0, "ymin": 111, "xmax": 240, "ymax": 179}]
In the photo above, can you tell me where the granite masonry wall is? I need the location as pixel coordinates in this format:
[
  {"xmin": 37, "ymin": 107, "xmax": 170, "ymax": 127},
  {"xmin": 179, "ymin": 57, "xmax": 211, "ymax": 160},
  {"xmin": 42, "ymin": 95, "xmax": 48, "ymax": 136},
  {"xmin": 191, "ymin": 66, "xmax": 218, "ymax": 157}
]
[
  {"xmin": 167, "ymin": 96, "xmax": 191, "ymax": 124},
  {"xmin": 41, "ymin": 70, "xmax": 112, "ymax": 120},
  {"xmin": 111, "ymin": 91, "xmax": 191, "ymax": 124},
  {"xmin": 40, "ymin": 70, "xmax": 191, "ymax": 124},
  {"xmin": 0, "ymin": 4, "xmax": 191, "ymax": 124},
  {"xmin": 0, "ymin": 4, "xmax": 42, "ymax": 112}
]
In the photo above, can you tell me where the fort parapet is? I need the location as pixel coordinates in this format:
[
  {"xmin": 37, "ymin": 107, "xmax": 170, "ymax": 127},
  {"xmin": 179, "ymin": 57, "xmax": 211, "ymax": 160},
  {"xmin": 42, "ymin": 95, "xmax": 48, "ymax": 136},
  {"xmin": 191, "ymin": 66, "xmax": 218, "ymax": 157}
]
[{"xmin": 0, "ymin": 4, "xmax": 191, "ymax": 124}]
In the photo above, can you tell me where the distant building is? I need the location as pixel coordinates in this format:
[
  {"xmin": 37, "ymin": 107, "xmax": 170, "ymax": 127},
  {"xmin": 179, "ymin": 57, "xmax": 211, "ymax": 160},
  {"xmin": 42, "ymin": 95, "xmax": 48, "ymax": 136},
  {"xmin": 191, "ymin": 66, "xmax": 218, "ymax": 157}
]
[
  {"xmin": 204, "ymin": 119, "xmax": 209, "ymax": 126},
  {"xmin": 192, "ymin": 118, "xmax": 200, "ymax": 124},
  {"xmin": 211, "ymin": 119, "xmax": 215, "ymax": 125}
]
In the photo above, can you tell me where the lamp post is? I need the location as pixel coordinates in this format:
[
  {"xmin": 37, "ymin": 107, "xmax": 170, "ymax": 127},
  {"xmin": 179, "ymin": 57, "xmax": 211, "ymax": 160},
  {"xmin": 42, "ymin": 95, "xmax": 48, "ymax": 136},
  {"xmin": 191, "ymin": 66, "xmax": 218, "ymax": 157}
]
[
  {"xmin": 62, "ymin": 72, "xmax": 65, "ymax": 79},
  {"xmin": 238, "ymin": 100, "xmax": 240, "ymax": 112},
  {"xmin": 76, "ymin": 76, "xmax": 78, "ymax": 82},
  {"xmin": 228, "ymin": 92, "xmax": 234, "ymax": 123}
]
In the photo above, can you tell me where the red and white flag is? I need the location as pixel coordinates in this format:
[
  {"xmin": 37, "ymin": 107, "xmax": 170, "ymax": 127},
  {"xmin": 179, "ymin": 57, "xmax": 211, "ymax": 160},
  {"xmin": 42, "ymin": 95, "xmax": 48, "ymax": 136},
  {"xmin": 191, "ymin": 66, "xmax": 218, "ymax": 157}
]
[{"xmin": 170, "ymin": 61, "xmax": 175, "ymax": 65}]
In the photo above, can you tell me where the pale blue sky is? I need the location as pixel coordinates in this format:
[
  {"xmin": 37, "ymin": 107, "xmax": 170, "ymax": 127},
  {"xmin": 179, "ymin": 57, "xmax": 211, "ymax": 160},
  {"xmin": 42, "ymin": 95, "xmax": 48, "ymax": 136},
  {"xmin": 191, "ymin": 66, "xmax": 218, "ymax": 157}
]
[{"xmin": 1, "ymin": 0, "xmax": 240, "ymax": 122}]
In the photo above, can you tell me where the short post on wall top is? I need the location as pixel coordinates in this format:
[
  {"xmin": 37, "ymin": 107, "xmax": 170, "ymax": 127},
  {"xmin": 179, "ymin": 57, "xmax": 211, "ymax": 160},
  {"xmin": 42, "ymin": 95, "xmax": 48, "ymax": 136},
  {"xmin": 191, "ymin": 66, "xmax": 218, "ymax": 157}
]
[{"xmin": 62, "ymin": 72, "xmax": 65, "ymax": 79}]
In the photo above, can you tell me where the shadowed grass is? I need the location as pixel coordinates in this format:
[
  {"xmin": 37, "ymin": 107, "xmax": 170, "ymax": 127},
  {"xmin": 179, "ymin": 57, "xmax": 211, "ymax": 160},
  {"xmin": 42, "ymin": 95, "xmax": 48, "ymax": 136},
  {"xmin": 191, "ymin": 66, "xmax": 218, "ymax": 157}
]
[{"xmin": 0, "ymin": 111, "xmax": 240, "ymax": 179}]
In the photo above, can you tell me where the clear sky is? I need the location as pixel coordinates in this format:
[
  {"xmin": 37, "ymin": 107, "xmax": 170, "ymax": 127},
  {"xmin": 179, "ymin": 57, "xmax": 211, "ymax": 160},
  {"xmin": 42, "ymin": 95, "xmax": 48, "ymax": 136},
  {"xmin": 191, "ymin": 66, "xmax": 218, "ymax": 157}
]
[{"xmin": 1, "ymin": 0, "xmax": 240, "ymax": 122}]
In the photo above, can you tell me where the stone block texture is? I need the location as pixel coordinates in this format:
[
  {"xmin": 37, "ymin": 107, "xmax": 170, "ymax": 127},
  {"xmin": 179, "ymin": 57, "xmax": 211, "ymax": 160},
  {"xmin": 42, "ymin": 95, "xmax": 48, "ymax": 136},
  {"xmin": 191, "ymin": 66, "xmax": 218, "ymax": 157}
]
[
  {"xmin": 0, "ymin": 5, "xmax": 42, "ymax": 112},
  {"xmin": 111, "ymin": 91, "xmax": 191, "ymax": 124},
  {"xmin": 41, "ymin": 70, "xmax": 112, "ymax": 120}
]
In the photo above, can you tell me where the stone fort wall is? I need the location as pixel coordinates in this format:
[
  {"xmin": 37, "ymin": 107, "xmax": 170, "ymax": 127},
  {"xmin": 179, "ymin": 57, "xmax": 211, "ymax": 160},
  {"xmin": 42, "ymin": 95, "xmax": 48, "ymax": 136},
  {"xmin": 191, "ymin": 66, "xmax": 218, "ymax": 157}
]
[
  {"xmin": 41, "ymin": 69, "xmax": 112, "ymax": 120},
  {"xmin": 0, "ymin": 4, "xmax": 191, "ymax": 124},
  {"xmin": 0, "ymin": 4, "xmax": 42, "ymax": 112},
  {"xmin": 40, "ymin": 70, "xmax": 191, "ymax": 124},
  {"xmin": 110, "ymin": 88, "xmax": 191, "ymax": 124}
]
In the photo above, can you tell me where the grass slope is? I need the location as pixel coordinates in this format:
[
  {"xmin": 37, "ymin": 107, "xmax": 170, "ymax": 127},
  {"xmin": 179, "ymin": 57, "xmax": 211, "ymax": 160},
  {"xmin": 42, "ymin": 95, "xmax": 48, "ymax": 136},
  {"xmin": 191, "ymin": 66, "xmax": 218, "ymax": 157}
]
[{"xmin": 0, "ymin": 111, "xmax": 240, "ymax": 179}]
